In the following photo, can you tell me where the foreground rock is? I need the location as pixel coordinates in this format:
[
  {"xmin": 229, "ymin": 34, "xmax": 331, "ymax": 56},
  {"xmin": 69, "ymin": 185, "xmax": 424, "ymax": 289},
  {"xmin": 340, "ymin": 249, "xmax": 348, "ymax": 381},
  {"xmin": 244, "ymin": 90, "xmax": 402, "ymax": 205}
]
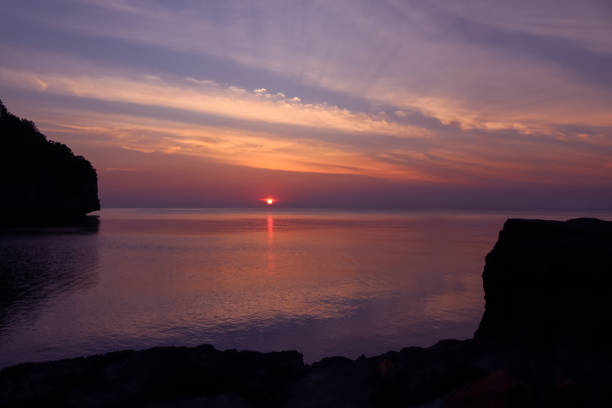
[
  {"xmin": 1, "ymin": 218, "xmax": 611, "ymax": 407},
  {"xmin": 3, "ymin": 339, "xmax": 611, "ymax": 407},
  {"xmin": 0, "ymin": 99, "xmax": 99, "ymax": 220}
]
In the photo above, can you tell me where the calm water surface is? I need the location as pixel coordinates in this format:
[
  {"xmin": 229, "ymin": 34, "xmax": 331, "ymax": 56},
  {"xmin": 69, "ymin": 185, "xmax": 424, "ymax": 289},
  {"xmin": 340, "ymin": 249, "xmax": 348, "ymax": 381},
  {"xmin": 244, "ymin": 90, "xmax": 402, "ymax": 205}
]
[{"xmin": 1, "ymin": 209, "xmax": 610, "ymax": 367}]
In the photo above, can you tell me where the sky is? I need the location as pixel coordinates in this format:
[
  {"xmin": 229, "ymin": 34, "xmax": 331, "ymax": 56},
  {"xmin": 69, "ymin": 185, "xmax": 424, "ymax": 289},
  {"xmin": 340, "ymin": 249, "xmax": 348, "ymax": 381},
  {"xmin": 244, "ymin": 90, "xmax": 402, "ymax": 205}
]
[{"xmin": 1, "ymin": 0, "xmax": 611, "ymax": 209}]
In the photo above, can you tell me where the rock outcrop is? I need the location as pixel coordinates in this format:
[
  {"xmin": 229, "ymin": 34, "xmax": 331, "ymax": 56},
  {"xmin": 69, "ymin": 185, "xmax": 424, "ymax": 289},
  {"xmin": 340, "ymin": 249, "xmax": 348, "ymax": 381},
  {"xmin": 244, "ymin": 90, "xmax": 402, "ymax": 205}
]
[
  {"xmin": 475, "ymin": 218, "xmax": 612, "ymax": 346},
  {"xmin": 1, "ymin": 218, "xmax": 612, "ymax": 406},
  {"xmin": 0, "ymin": 99, "xmax": 99, "ymax": 218}
]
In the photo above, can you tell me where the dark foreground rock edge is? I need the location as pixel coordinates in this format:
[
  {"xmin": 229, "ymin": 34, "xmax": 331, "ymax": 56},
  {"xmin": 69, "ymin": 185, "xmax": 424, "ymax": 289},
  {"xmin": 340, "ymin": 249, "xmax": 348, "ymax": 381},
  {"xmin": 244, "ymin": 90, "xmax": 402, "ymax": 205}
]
[
  {"xmin": 1, "ymin": 218, "xmax": 611, "ymax": 407},
  {"xmin": 0, "ymin": 99, "xmax": 100, "ymax": 220}
]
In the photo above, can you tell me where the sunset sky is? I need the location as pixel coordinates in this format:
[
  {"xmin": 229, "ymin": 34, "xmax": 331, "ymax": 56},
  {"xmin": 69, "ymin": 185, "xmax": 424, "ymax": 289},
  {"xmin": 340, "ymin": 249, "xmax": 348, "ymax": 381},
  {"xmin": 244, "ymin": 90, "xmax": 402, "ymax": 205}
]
[{"xmin": 1, "ymin": 0, "xmax": 611, "ymax": 208}]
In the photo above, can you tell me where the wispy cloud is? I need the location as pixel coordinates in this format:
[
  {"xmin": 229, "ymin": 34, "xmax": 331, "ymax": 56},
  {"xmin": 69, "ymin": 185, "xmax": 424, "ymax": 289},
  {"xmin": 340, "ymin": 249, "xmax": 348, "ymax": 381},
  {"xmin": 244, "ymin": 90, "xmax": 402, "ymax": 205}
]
[
  {"xmin": 22, "ymin": 98, "xmax": 612, "ymax": 188},
  {"xmin": 26, "ymin": 106, "xmax": 438, "ymax": 181},
  {"xmin": 28, "ymin": 0, "xmax": 610, "ymax": 133},
  {"xmin": 0, "ymin": 67, "xmax": 427, "ymax": 138}
]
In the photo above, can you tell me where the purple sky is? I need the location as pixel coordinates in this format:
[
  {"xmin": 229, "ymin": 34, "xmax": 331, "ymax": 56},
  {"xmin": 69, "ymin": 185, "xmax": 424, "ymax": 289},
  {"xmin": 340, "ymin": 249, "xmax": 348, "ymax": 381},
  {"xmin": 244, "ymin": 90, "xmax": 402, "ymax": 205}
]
[{"xmin": 1, "ymin": 0, "xmax": 611, "ymax": 208}]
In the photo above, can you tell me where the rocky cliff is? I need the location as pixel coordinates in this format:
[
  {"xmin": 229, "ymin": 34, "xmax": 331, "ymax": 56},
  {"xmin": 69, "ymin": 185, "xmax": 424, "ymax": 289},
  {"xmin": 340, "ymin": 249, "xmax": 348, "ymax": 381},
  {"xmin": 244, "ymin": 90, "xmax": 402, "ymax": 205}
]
[
  {"xmin": 0, "ymin": 99, "xmax": 99, "ymax": 218},
  {"xmin": 475, "ymin": 217, "xmax": 612, "ymax": 346}
]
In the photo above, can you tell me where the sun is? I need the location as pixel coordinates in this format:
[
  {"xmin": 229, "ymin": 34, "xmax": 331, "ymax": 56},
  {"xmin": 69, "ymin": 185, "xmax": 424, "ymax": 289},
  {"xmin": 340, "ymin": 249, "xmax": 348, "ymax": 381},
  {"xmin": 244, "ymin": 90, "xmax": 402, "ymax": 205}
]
[{"xmin": 260, "ymin": 196, "xmax": 276, "ymax": 205}]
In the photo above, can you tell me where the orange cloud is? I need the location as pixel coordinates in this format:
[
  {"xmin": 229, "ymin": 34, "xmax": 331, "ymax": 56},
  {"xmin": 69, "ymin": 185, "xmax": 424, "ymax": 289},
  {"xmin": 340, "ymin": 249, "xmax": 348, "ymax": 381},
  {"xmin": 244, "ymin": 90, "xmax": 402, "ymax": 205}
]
[{"xmin": 0, "ymin": 68, "xmax": 428, "ymax": 138}]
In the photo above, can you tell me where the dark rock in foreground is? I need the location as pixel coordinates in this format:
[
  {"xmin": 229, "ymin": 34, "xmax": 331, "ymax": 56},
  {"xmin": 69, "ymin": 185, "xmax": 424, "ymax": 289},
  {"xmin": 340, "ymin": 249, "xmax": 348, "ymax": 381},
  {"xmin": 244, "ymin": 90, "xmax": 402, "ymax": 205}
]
[
  {"xmin": 1, "ymin": 218, "xmax": 611, "ymax": 407},
  {"xmin": 0, "ymin": 99, "xmax": 99, "ymax": 218},
  {"xmin": 3, "ymin": 340, "xmax": 611, "ymax": 407},
  {"xmin": 0, "ymin": 346, "xmax": 304, "ymax": 408}
]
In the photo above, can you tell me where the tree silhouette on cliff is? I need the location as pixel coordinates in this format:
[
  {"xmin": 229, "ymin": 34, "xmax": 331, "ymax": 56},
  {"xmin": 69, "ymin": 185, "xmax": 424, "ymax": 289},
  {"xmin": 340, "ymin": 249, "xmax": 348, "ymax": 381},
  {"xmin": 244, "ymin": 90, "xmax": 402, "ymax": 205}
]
[{"xmin": 0, "ymin": 99, "xmax": 99, "ymax": 217}]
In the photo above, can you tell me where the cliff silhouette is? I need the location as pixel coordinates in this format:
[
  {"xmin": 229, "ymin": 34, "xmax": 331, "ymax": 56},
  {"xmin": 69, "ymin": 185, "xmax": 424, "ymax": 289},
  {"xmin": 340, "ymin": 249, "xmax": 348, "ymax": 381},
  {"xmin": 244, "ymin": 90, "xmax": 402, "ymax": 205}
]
[
  {"xmin": 1, "ymin": 218, "xmax": 611, "ymax": 406},
  {"xmin": 476, "ymin": 217, "xmax": 612, "ymax": 347},
  {"xmin": 0, "ymin": 99, "xmax": 99, "ymax": 219}
]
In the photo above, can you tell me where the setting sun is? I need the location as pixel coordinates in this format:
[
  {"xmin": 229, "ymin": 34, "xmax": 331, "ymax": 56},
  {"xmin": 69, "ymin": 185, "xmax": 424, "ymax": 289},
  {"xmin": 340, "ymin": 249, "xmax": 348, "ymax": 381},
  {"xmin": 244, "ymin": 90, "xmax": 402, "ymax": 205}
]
[{"xmin": 266, "ymin": 198, "xmax": 275, "ymax": 205}]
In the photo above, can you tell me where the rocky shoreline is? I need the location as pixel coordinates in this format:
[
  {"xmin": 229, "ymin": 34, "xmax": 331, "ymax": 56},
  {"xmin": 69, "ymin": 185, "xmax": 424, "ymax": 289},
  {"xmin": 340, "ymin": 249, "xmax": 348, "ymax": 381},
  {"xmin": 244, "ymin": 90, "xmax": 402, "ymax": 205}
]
[
  {"xmin": 3, "ymin": 336, "xmax": 610, "ymax": 406},
  {"xmin": 1, "ymin": 218, "xmax": 611, "ymax": 407}
]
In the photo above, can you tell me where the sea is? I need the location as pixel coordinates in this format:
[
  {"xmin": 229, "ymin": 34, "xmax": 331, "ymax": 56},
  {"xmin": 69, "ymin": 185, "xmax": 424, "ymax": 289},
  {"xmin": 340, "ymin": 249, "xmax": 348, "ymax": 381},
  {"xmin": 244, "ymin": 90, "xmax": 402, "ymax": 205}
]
[{"xmin": 1, "ymin": 208, "xmax": 610, "ymax": 368}]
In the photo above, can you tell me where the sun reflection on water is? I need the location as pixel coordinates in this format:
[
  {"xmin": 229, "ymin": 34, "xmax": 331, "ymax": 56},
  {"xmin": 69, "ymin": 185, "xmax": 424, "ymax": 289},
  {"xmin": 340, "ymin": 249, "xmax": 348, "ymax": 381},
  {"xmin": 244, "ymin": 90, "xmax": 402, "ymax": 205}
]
[{"xmin": 267, "ymin": 215, "xmax": 275, "ymax": 274}]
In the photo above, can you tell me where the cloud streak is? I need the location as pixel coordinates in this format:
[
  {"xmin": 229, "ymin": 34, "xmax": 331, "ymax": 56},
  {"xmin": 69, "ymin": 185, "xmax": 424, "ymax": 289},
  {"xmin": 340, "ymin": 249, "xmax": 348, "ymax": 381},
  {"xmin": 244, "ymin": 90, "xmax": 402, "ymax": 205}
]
[{"xmin": 0, "ymin": 67, "xmax": 427, "ymax": 138}]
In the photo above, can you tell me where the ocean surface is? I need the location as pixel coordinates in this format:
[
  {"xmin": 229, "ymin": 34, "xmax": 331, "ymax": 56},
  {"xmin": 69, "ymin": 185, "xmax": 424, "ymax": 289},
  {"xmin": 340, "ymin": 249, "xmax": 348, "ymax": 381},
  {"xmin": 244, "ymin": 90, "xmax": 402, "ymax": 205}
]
[{"xmin": 1, "ymin": 208, "xmax": 610, "ymax": 368}]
